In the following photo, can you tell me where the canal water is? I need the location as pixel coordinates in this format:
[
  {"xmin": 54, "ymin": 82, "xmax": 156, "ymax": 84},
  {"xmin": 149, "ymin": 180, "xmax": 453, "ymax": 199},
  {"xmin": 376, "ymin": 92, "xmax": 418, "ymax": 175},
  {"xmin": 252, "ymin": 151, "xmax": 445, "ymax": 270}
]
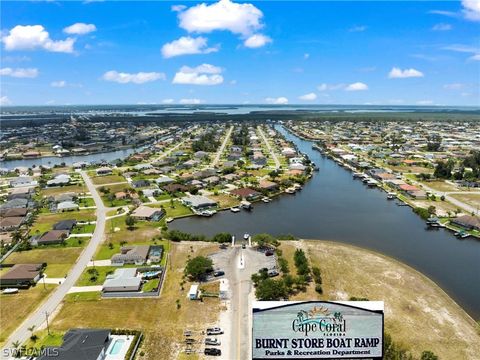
[{"xmin": 171, "ymin": 125, "xmax": 480, "ymax": 319}]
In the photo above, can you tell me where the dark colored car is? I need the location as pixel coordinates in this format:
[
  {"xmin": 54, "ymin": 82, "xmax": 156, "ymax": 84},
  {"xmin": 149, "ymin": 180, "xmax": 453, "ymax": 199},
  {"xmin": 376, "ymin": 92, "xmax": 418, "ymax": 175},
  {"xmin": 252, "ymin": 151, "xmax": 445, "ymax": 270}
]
[
  {"xmin": 213, "ymin": 271, "xmax": 225, "ymax": 277},
  {"xmin": 265, "ymin": 250, "xmax": 274, "ymax": 256},
  {"xmin": 242, "ymin": 243, "xmax": 246, "ymax": 249},
  {"xmin": 204, "ymin": 348, "xmax": 222, "ymax": 356}
]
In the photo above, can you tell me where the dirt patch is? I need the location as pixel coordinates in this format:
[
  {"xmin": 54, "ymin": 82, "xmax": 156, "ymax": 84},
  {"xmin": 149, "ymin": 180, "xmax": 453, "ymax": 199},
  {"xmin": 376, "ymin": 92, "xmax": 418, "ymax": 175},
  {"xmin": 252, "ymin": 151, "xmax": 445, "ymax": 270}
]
[{"xmin": 282, "ymin": 240, "xmax": 480, "ymax": 359}]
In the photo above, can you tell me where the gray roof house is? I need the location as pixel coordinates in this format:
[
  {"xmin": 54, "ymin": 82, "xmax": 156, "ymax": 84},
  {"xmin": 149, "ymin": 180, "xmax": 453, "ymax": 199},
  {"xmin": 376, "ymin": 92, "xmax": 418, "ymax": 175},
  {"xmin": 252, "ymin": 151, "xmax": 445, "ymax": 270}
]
[
  {"xmin": 10, "ymin": 176, "xmax": 38, "ymax": 188},
  {"xmin": 102, "ymin": 268, "xmax": 141, "ymax": 293},
  {"xmin": 57, "ymin": 201, "xmax": 79, "ymax": 212},
  {"xmin": 182, "ymin": 195, "xmax": 217, "ymax": 210},
  {"xmin": 111, "ymin": 245, "xmax": 150, "ymax": 266},
  {"xmin": 37, "ymin": 329, "xmax": 112, "ymax": 360}
]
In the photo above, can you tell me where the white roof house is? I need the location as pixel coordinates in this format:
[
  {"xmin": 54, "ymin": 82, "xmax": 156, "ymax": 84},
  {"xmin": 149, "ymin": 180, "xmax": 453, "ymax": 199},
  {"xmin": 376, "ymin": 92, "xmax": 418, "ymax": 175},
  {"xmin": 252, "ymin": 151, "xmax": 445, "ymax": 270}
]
[
  {"xmin": 182, "ymin": 195, "xmax": 217, "ymax": 210},
  {"xmin": 188, "ymin": 284, "xmax": 199, "ymax": 300},
  {"xmin": 57, "ymin": 201, "xmax": 79, "ymax": 212},
  {"xmin": 10, "ymin": 176, "xmax": 38, "ymax": 188},
  {"xmin": 103, "ymin": 268, "xmax": 141, "ymax": 293},
  {"xmin": 47, "ymin": 174, "xmax": 71, "ymax": 186}
]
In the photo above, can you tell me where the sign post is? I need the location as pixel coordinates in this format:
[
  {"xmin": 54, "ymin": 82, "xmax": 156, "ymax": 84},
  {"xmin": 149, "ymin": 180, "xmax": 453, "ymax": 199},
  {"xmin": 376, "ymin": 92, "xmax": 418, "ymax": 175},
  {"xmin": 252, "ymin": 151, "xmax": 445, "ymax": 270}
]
[{"xmin": 252, "ymin": 301, "xmax": 384, "ymax": 360}]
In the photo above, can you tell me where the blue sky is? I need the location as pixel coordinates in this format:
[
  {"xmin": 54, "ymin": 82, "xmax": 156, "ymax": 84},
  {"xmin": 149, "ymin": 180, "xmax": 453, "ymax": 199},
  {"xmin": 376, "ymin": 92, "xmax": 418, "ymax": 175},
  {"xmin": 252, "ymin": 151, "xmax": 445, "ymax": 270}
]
[{"xmin": 1, "ymin": 0, "xmax": 479, "ymax": 106}]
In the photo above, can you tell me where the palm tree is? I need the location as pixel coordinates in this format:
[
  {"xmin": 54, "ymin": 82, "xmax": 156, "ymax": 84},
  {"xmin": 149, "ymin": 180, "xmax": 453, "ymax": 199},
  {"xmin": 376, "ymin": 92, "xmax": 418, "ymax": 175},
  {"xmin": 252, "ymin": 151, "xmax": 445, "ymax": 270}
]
[{"xmin": 12, "ymin": 340, "xmax": 20, "ymax": 349}]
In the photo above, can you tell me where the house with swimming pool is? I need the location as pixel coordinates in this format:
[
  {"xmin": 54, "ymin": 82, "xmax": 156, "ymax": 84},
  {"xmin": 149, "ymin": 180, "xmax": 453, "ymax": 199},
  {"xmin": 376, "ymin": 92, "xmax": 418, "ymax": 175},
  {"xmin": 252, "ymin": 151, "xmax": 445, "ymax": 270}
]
[{"xmin": 37, "ymin": 328, "xmax": 137, "ymax": 360}]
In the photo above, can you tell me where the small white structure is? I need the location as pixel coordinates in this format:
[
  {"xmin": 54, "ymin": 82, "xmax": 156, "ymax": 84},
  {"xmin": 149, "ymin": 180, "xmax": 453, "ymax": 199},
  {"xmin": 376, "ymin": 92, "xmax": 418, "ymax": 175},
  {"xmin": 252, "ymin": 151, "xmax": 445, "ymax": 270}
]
[
  {"xmin": 188, "ymin": 284, "xmax": 199, "ymax": 300},
  {"xmin": 219, "ymin": 279, "xmax": 229, "ymax": 300}
]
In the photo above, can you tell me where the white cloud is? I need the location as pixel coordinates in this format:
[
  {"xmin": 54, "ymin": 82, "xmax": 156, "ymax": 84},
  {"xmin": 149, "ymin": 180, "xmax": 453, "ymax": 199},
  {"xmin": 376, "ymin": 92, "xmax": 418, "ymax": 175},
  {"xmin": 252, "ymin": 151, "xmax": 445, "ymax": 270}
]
[
  {"xmin": 51, "ymin": 80, "xmax": 66, "ymax": 87},
  {"xmin": 171, "ymin": 4, "xmax": 187, "ymax": 12},
  {"xmin": 2, "ymin": 25, "xmax": 75, "ymax": 53},
  {"xmin": 469, "ymin": 54, "xmax": 480, "ymax": 61},
  {"xmin": 443, "ymin": 83, "xmax": 465, "ymax": 90},
  {"xmin": 416, "ymin": 100, "xmax": 434, "ymax": 105},
  {"xmin": 345, "ymin": 82, "xmax": 368, "ymax": 91},
  {"xmin": 172, "ymin": 64, "xmax": 223, "ymax": 85},
  {"xmin": 304, "ymin": 53, "xmax": 310, "ymax": 59},
  {"xmin": 243, "ymin": 34, "xmax": 271, "ymax": 48},
  {"xmin": 0, "ymin": 67, "xmax": 38, "ymax": 78},
  {"xmin": 317, "ymin": 83, "xmax": 345, "ymax": 91},
  {"xmin": 102, "ymin": 70, "xmax": 165, "ymax": 84},
  {"xmin": 179, "ymin": 98, "xmax": 203, "ymax": 104},
  {"xmin": 298, "ymin": 92, "xmax": 317, "ymax": 101},
  {"xmin": 178, "ymin": 0, "xmax": 264, "ymax": 36},
  {"xmin": 161, "ymin": 36, "xmax": 218, "ymax": 58},
  {"xmin": 462, "ymin": 0, "xmax": 480, "ymax": 21},
  {"xmin": 63, "ymin": 23, "xmax": 97, "ymax": 35},
  {"xmin": 265, "ymin": 96, "xmax": 288, "ymax": 104},
  {"xmin": 388, "ymin": 67, "xmax": 424, "ymax": 78},
  {"xmin": 432, "ymin": 23, "xmax": 452, "ymax": 31},
  {"xmin": 162, "ymin": 98, "xmax": 175, "ymax": 104},
  {"xmin": 0, "ymin": 96, "xmax": 12, "ymax": 106},
  {"xmin": 349, "ymin": 25, "xmax": 367, "ymax": 32}
]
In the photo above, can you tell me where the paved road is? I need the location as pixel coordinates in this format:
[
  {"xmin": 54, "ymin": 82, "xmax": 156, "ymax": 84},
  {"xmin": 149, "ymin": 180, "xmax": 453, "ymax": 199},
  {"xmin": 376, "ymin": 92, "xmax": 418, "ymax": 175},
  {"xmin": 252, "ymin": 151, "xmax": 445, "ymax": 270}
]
[
  {"xmin": 212, "ymin": 125, "xmax": 234, "ymax": 167},
  {"xmin": 1, "ymin": 171, "xmax": 107, "ymax": 359},
  {"xmin": 411, "ymin": 180, "xmax": 480, "ymax": 215},
  {"xmin": 257, "ymin": 125, "xmax": 280, "ymax": 169}
]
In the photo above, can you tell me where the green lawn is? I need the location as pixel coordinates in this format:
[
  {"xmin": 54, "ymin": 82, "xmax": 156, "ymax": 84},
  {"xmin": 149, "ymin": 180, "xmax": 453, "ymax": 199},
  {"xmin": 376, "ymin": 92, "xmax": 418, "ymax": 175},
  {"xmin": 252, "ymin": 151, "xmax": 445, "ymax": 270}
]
[
  {"xmin": 64, "ymin": 291, "xmax": 101, "ymax": 302},
  {"xmin": 24, "ymin": 330, "xmax": 64, "ymax": 350},
  {"xmin": 77, "ymin": 197, "xmax": 96, "ymax": 207},
  {"xmin": 76, "ymin": 266, "xmax": 118, "ymax": 286},
  {"xmin": 91, "ymin": 175, "xmax": 126, "ymax": 185},
  {"xmin": 71, "ymin": 224, "xmax": 96, "ymax": 234},
  {"xmin": 29, "ymin": 210, "xmax": 96, "ymax": 236},
  {"xmin": 39, "ymin": 184, "xmax": 87, "ymax": 197},
  {"xmin": 142, "ymin": 278, "xmax": 160, "ymax": 292},
  {"xmin": 150, "ymin": 202, "xmax": 193, "ymax": 218}
]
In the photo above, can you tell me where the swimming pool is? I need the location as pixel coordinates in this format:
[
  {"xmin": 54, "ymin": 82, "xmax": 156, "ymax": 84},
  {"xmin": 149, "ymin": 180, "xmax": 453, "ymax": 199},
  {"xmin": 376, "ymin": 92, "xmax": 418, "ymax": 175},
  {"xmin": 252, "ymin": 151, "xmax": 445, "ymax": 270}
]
[{"xmin": 109, "ymin": 339, "xmax": 125, "ymax": 355}]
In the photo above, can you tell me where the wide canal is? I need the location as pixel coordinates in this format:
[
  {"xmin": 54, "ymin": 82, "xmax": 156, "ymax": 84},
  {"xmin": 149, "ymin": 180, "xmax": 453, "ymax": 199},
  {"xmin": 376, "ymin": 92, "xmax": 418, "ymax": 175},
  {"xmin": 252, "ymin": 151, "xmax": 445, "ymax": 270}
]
[{"xmin": 171, "ymin": 125, "xmax": 480, "ymax": 319}]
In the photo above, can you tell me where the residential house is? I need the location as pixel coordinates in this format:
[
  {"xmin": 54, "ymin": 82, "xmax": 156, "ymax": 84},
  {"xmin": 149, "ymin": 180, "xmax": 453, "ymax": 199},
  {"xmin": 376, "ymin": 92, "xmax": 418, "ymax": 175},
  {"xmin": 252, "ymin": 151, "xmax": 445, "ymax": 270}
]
[
  {"xmin": 96, "ymin": 167, "xmax": 112, "ymax": 176},
  {"xmin": 132, "ymin": 179, "xmax": 150, "ymax": 188},
  {"xmin": 37, "ymin": 230, "xmax": 69, "ymax": 245},
  {"xmin": 230, "ymin": 188, "xmax": 261, "ymax": 200},
  {"xmin": 37, "ymin": 329, "xmax": 112, "ymax": 360},
  {"xmin": 0, "ymin": 217, "xmax": 24, "ymax": 232},
  {"xmin": 103, "ymin": 268, "xmax": 141, "ymax": 292},
  {"xmin": 162, "ymin": 183, "xmax": 189, "ymax": 193},
  {"xmin": 47, "ymin": 174, "xmax": 71, "ymax": 187},
  {"xmin": 258, "ymin": 180, "xmax": 279, "ymax": 191},
  {"xmin": 53, "ymin": 220, "xmax": 77, "ymax": 232},
  {"xmin": 0, "ymin": 198, "xmax": 29, "ymax": 210},
  {"xmin": 0, "ymin": 208, "xmax": 28, "ymax": 217},
  {"xmin": 0, "ymin": 264, "xmax": 43, "ymax": 288},
  {"xmin": 451, "ymin": 215, "xmax": 480, "ymax": 231},
  {"xmin": 194, "ymin": 151, "xmax": 209, "ymax": 159},
  {"xmin": 155, "ymin": 175, "xmax": 175, "ymax": 185},
  {"xmin": 111, "ymin": 245, "xmax": 151, "ymax": 266},
  {"xmin": 57, "ymin": 201, "xmax": 79, "ymax": 212},
  {"xmin": 10, "ymin": 176, "xmax": 38, "ymax": 188},
  {"xmin": 131, "ymin": 206, "xmax": 165, "ymax": 221},
  {"xmin": 182, "ymin": 195, "xmax": 217, "ymax": 210}
]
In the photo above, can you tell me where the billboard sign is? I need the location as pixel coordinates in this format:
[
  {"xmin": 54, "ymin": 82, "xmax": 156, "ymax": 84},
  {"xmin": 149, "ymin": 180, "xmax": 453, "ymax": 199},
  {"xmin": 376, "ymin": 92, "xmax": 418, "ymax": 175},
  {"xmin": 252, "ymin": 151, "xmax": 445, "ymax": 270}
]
[{"xmin": 252, "ymin": 301, "xmax": 384, "ymax": 359}]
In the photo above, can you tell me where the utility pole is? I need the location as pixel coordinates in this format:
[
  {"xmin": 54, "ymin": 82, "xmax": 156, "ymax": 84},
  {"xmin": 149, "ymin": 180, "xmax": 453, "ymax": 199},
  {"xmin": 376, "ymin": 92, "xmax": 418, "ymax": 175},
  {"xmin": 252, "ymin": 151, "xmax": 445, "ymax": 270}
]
[{"xmin": 45, "ymin": 311, "xmax": 50, "ymax": 335}]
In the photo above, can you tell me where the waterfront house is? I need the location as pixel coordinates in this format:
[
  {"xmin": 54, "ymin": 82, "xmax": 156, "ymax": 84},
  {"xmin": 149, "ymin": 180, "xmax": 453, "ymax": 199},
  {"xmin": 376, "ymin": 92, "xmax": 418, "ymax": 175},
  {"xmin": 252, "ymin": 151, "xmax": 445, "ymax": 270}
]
[
  {"xmin": 103, "ymin": 268, "xmax": 141, "ymax": 292},
  {"xmin": 230, "ymin": 188, "xmax": 261, "ymax": 200},
  {"xmin": 0, "ymin": 264, "xmax": 43, "ymax": 288},
  {"xmin": 182, "ymin": 195, "xmax": 217, "ymax": 210},
  {"xmin": 451, "ymin": 215, "xmax": 480, "ymax": 231},
  {"xmin": 131, "ymin": 206, "xmax": 165, "ymax": 221},
  {"xmin": 37, "ymin": 329, "xmax": 112, "ymax": 360},
  {"xmin": 258, "ymin": 180, "xmax": 279, "ymax": 191}
]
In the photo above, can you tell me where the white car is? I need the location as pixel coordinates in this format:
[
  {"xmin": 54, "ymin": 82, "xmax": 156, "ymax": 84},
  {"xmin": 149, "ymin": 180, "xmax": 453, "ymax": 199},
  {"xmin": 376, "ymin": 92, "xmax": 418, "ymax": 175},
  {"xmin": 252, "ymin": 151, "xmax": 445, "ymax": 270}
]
[
  {"xmin": 206, "ymin": 327, "xmax": 223, "ymax": 335},
  {"xmin": 205, "ymin": 337, "xmax": 221, "ymax": 346}
]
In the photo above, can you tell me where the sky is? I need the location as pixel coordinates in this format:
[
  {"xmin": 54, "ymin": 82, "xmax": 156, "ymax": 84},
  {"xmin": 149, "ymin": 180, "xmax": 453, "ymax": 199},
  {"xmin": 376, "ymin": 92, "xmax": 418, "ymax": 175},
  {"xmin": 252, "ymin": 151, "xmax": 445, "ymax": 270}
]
[{"xmin": 0, "ymin": 0, "xmax": 479, "ymax": 106}]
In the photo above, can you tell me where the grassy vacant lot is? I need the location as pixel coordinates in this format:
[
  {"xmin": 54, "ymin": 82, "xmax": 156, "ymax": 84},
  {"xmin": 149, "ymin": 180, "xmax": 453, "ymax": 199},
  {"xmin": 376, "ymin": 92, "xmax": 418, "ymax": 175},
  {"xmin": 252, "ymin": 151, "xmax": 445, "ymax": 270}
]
[
  {"xmin": 6, "ymin": 247, "xmax": 83, "ymax": 278},
  {"xmin": 450, "ymin": 193, "xmax": 480, "ymax": 210},
  {"xmin": 209, "ymin": 194, "xmax": 240, "ymax": 208},
  {"xmin": 95, "ymin": 216, "xmax": 168, "ymax": 260},
  {"xmin": 150, "ymin": 201, "xmax": 193, "ymax": 218},
  {"xmin": 0, "ymin": 284, "xmax": 56, "ymax": 346},
  {"xmin": 40, "ymin": 184, "xmax": 87, "ymax": 197},
  {"xmin": 279, "ymin": 240, "xmax": 480, "ymax": 359},
  {"xmin": 29, "ymin": 210, "xmax": 96, "ymax": 235},
  {"xmin": 49, "ymin": 242, "xmax": 221, "ymax": 360},
  {"xmin": 91, "ymin": 174, "xmax": 126, "ymax": 185},
  {"xmin": 76, "ymin": 266, "xmax": 117, "ymax": 286},
  {"xmin": 421, "ymin": 180, "xmax": 459, "ymax": 192}
]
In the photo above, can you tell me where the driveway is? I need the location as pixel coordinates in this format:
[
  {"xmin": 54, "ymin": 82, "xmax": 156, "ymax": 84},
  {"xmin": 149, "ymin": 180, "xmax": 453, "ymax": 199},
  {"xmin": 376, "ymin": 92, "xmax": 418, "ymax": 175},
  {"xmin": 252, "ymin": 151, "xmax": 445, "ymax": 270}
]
[{"xmin": 1, "ymin": 171, "xmax": 107, "ymax": 359}]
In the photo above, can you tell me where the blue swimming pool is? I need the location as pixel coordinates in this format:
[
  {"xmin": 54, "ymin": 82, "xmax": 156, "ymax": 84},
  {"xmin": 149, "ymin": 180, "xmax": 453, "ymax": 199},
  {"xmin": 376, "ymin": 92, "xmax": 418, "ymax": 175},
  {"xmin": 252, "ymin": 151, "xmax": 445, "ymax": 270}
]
[{"xmin": 109, "ymin": 339, "xmax": 125, "ymax": 355}]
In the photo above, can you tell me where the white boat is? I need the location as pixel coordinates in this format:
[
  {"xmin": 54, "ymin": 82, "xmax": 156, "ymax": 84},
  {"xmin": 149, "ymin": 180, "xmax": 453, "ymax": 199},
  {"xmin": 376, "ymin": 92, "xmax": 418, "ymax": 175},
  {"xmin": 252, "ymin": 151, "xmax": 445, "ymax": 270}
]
[
  {"xmin": 386, "ymin": 193, "xmax": 396, "ymax": 200},
  {"xmin": 262, "ymin": 197, "xmax": 270, "ymax": 203},
  {"xmin": 2, "ymin": 288, "xmax": 18, "ymax": 294},
  {"xmin": 230, "ymin": 207, "xmax": 240, "ymax": 213},
  {"xmin": 293, "ymin": 184, "xmax": 302, "ymax": 191},
  {"xmin": 165, "ymin": 217, "xmax": 174, "ymax": 223},
  {"xmin": 240, "ymin": 201, "xmax": 252, "ymax": 210},
  {"xmin": 200, "ymin": 210, "xmax": 217, "ymax": 217},
  {"xmin": 285, "ymin": 188, "xmax": 296, "ymax": 194},
  {"xmin": 353, "ymin": 172, "xmax": 363, "ymax": 179}
]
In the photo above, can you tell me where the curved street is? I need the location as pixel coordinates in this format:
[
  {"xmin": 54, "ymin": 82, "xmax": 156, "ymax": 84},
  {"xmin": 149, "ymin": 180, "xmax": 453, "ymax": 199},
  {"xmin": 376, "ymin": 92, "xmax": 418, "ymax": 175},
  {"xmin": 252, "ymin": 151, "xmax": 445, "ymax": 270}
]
[{"xmin": 1, "ymin": 171, "xmax": 107, "ymax": 359}]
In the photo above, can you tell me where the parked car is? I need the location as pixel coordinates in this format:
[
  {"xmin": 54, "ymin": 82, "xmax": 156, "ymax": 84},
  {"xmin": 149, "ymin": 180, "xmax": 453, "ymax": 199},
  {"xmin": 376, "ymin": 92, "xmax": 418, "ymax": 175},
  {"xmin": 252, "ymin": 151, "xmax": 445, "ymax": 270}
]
[
  {"xmin": 265, "ymin": 250, "xmax": 274, "ymax": 256},
  {"xmin": 204, "ymin": 348, "xmax": 221, "ymax": 356},
  {"xmin": 268, "ymin": 269, "xmax": 279, "ymax": 277},
  {"xmin": 242, "ymin": 243, "xmax": 246, "ymax": 249},
  {"xmin": 205, "ymin": 337, "xmax": 221, "ymax": 346},
  {"xmin": 213, "ymin": 270, "xmax": 225, "ymax": 277},
  {"xmin": 206, "ymin": 327, "xmax": 223, "ymax": 335}
]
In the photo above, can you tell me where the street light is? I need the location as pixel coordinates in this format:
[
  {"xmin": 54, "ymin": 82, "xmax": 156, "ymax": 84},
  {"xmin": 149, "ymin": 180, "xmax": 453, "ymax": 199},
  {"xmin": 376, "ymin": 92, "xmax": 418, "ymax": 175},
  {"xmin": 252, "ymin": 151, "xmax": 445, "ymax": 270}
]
[{"xmin": 45, "ymin": 311, "xmax": 50, "ymax": 335}]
